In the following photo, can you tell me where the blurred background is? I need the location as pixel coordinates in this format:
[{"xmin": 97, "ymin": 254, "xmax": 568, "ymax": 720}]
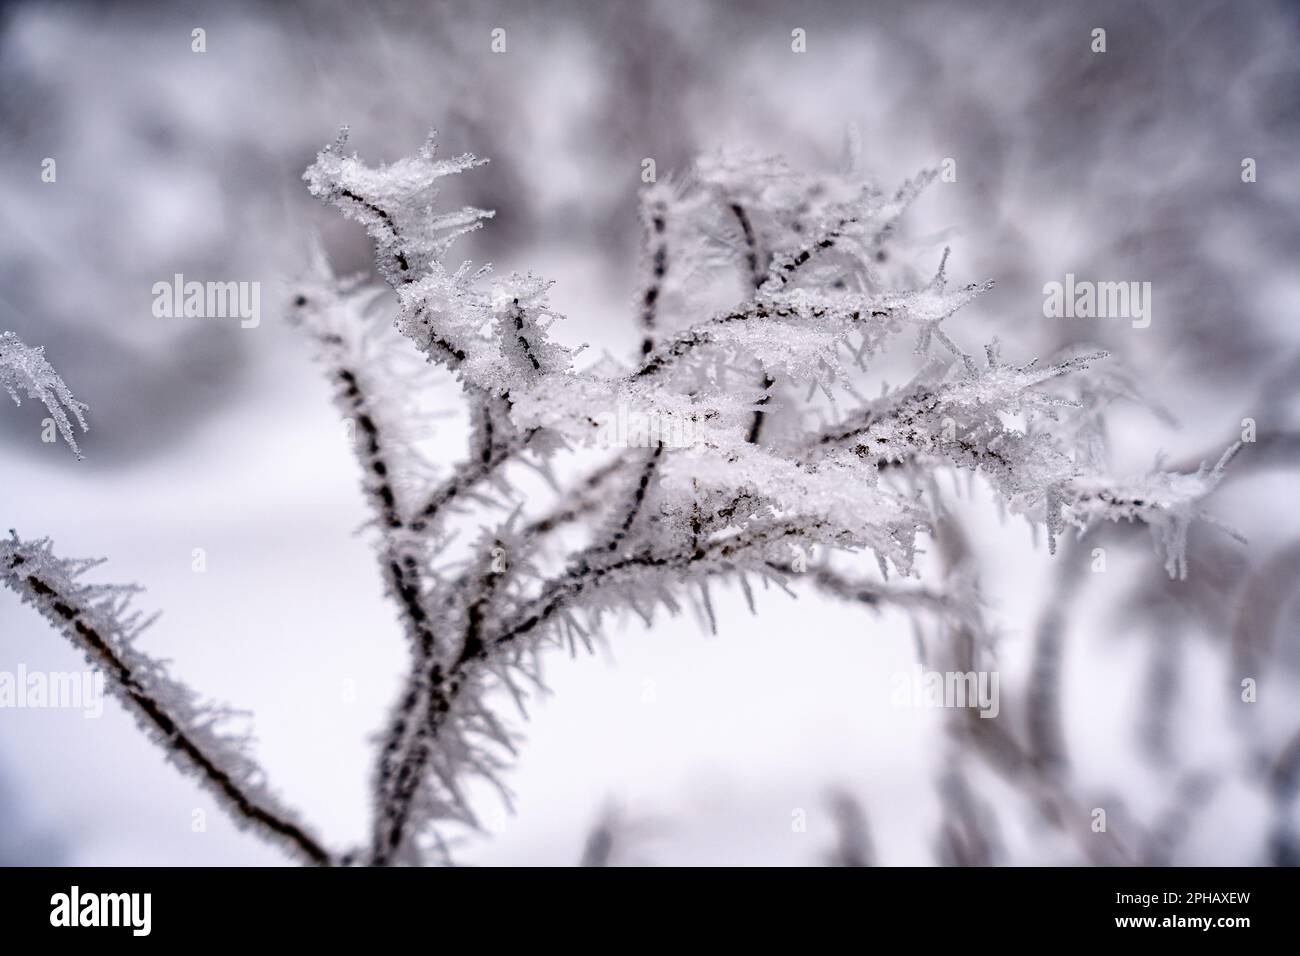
[{"xmin": 1, "ymin": 0, "xmax": 1298, "ymax": 866}]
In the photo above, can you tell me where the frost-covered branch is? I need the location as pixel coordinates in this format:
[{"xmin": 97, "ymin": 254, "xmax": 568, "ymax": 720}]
[
  {"xmin": 0, "ymin": 331, "xmax": 88, "ymax": 457},
  {"xmin": 2, "ymin": 339, "xmax": 332, "ymax": 863},
  {"xmin": 288, "ymin": 253, "xmax": 442, "ymax": 662},
  {"xmin": 0, "ymin": 533, "xmax": 331, "ymax": 865},
  {"xmin": 303, "ymin": 128, "xmax": 493, "ymax": 289},
  {"xmin": 296, "ymin": 129, "xmax": 1255, "ymax": 863}
]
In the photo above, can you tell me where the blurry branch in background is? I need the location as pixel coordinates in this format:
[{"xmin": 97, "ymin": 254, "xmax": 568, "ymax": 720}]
[
  {"xmin": 1140, "ymin": 770, "xmax": 1218, "ymax": 867},
  {"xmin": 929, "ymin": 514, "xmax": 1138, "ymax": 866},
  {"xmin": 577, "ymin": 801, "xmax": 665, "ymax": 868},
  {"xmin": 1231, "ymin": 539, "xmax": 1300, "ymax": 706},
  {"xmin": 1024, "ymin": 536, "xmax": 1090, "ymax": 776},
  {"xmin": 577, "ymin": 801, "xmax": 659, "ymax": 867},
  {"xmin": 1095, "ymin": 349, "xmax": 1300, "ymax": 865},
  {"xmin": 1269, "ymin": 729, "xmax": 1300, "ymax": 867},
  {"xmin": 1, "ymin": 337, "xmax": 336, "ymax": 865},
  {"xmin": 578, "ymin": 814, "xmax": 616, "ymax": 867},
  {"xmin": 1230, "ymin": 540, "xmax": 1300, "ymax": 867},
  {"xmin": 933, "ymin": 757, "xmax": 1002, "ymax": 867},
  {"xmin": 823, "ymin": 788, "xmax": 875, "ymax": 867}
]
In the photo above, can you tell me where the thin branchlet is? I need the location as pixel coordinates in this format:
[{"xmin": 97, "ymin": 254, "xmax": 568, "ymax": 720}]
[
  {"xmin": 729, "ymin": 200, "xmax": 776, "ymax": 445},
  {"xmin": 638, "ymin": 194, "xmax": 670, "ymax": 356}
]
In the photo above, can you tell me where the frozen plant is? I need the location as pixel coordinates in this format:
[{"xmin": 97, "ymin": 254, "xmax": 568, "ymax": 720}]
[
  {"xmin": 1, "ymin": 129, "xmax": 1245, "ymax": 865},
  {"xmin": 0, "ymin": 331, "xmax": 88, "ymax": 457}
]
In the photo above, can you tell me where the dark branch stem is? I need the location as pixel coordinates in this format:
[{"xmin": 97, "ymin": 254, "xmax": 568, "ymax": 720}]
[
  {"xmin": 337, "ymin": 187, "xmax": 411, "ymax": 281},
  {"xmin": 410, "ymin": 395, "xmax": 538, "ymax": 533},
  {"xmin": 729, "ymin": 201, "xmax": 776, "ymax": 445},
  {"xmin": 638, "ymin": 195, "xmax": 669, "ymax": 357}
]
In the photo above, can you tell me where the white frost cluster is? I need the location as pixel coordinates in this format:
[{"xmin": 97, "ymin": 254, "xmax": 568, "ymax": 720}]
[
  {"xmin": 303, "ymin": 128, "xmax": 493, "ymax": 288},
  {"xmin": 0, "ymin": 331, "xmax": 88, "ymax": 456},
  {"xmin": 1057, "ymin": 443, "xmax": 1243, "ymax": 579}
]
